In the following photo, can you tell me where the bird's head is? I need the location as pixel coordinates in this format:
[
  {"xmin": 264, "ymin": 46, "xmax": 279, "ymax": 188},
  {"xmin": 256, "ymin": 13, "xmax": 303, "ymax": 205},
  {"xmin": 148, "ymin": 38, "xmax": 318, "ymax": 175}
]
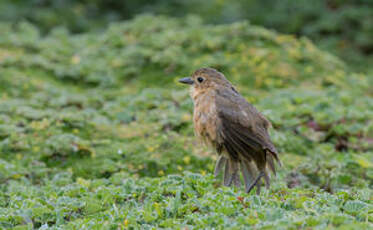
[{"xmin": 179, "ymin": 68, "xmax": 231, "ymax": 92}]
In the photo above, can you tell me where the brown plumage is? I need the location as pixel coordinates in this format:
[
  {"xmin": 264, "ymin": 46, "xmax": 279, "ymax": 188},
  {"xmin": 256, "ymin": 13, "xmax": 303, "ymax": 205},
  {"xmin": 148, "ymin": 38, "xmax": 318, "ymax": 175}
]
[{"xmin": 179, "ymin": 67, "xmax": 281, "ymax": 194}]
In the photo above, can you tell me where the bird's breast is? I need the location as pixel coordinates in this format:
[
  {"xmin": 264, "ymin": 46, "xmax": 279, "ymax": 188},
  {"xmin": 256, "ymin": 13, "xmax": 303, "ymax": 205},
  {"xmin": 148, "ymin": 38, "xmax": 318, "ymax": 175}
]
[{"xmin": 192, "ymin": 91, "xmax": 218, "ymax": 142}]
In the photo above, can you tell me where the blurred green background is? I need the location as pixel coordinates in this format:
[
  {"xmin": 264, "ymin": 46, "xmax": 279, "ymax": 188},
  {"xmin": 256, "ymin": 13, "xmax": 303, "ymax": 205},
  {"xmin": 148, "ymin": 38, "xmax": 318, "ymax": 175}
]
[
  {"xmin": 0, "ymin": 1, "xmax": 372, "ymax": 229},
  {"xmin": 1, "ymin": 0, "xmax": 372, "ymax": 73}
]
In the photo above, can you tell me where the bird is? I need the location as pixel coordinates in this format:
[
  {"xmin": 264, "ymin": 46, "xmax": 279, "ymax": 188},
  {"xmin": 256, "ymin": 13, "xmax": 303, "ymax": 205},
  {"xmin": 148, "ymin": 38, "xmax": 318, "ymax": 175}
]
[{"xmin": 179, "ymin": 67, "xmax": 281, "ymax": 194}]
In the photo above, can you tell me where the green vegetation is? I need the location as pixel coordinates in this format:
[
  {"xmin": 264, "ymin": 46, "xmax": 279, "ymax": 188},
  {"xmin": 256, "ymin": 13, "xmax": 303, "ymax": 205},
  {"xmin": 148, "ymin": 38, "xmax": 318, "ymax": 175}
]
[
  {"xmin": 0, "ymin": 15, "xmax": 372, "ymax": 229},
  {"xmin": 1, "ymin": 0, "xmax": 372, "ymax": 73}
]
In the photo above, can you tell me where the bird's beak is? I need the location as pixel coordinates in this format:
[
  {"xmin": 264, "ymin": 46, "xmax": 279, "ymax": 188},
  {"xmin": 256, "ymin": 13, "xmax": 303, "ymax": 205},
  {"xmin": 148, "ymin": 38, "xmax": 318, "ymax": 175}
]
[{"xmin": 179, "ymin": 77, "xmax": 194, "ymax": 85}]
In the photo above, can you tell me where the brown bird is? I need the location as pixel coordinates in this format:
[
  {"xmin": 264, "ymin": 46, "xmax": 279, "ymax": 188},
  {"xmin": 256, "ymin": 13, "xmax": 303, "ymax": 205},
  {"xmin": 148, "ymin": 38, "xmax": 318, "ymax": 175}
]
[{"xmin": 179, "ymin": 67, "xmax": 281, "ymax": 194}]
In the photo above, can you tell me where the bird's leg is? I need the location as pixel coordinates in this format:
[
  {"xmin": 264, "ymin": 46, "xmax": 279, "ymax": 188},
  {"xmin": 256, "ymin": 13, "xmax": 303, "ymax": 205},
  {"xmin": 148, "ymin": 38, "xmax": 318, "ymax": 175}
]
[
  {"xmin": 246, "ymin": 171, "xmax": 264, "ymax": 194},
  {"xmin": 223, "ymin": 159, "xmax": 233, "ymax": 186},
  {"xmin": 214, "ymin": 155, "xmax": 227, "ymax": 177}
]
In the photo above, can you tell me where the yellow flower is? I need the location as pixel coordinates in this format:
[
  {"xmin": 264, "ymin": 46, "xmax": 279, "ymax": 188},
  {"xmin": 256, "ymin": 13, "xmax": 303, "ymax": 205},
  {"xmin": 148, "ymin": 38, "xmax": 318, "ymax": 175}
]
[
  {"xmin": 71, "ymin": 55, "xmax": 80, "ymax": 64},
  {"xmin": 32, "ymin": 146, "xmax": 40, "ymax": 152},
  {"xmin": 76, "ymin": 177, "xmax": 90, "ymax": 187},
  {"xmin": 305, "ymin": 66, "xmax": 313, "ymax": 74},
  {"xmin": 147, "ymin": 146, "xmax": 155, "ymax": 152},
  {"xmin": 30, "ymin": 118, "xmax": 50, "ymax": 130},
  {"xmin": 181, "ymin": 114, "xmax": 191, "ymax": 121},
  {"xmin": 90, "ymin": 150, "xmax": 96, "ymax": 158},
  {"xmin": 245, "ymin": 96, "xmax": 256, "ymax": 103},
  {"xmin": 183, "ymin": 156, "xmax": 191, "ymax": 164},
  {"xmin": 111, "ymin": 59, "xmax": 122, "ymax": 67},
  {"xmin": 264, "ymin": 79, "xmax": 272, "ymax": 86},
  {"xmin": 12, "ymin": 174, "xmax": 21, "ymax": 179}
]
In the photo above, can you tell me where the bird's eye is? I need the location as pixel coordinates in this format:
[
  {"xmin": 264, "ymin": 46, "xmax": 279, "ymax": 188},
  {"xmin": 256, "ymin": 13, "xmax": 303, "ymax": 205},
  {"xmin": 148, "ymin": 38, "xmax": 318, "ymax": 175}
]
[{"xmin": 197, "ymin": 77, "xmax": 204, "ymax": 83}]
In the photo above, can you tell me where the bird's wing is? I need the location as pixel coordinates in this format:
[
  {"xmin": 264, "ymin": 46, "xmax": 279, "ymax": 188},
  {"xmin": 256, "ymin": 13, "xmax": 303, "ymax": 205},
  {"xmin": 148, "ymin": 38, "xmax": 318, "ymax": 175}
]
[
  {"xmin": 215, "ymin": 87, "xmax": 279, "ymax": 164},
  {"xmin": 213, "ymin": 87, "xmax": 280, "ymax": 192}
]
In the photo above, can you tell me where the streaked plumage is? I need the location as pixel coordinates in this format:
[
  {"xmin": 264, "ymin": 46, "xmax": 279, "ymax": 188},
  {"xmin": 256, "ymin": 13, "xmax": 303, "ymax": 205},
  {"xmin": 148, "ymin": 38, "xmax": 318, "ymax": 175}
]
[{"xmin": 179, "ymin": 67, "xmax": 281, "ymax": 194}]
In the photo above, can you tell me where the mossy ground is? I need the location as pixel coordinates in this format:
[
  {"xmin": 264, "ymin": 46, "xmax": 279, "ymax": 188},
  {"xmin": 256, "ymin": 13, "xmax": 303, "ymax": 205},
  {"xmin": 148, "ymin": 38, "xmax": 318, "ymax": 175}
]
[{"xmin": 0, "ymin": 16, "xmax": 372, "ymax": 229}]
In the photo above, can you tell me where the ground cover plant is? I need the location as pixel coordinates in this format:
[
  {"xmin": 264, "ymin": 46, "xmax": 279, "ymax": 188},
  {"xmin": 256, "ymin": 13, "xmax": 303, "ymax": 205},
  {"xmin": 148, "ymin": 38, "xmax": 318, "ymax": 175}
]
[
  {"xmin": 1, "ymin": 0, "xmax": 372, "ymax": 74},
  {"xmin": 0, "ymin": 15, "xmax": 372, "ymax": 229}
]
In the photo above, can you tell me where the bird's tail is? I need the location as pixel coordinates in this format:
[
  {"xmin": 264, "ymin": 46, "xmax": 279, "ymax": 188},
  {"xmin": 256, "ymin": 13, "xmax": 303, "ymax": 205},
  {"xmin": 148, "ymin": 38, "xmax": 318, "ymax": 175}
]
[
  {"xmin": 214, "ymin": 155, "xmax": 240, "ymax": 187},
  {"xmin": 214, "ymin": 152, "xmax": 280, "ymax": 194}
]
